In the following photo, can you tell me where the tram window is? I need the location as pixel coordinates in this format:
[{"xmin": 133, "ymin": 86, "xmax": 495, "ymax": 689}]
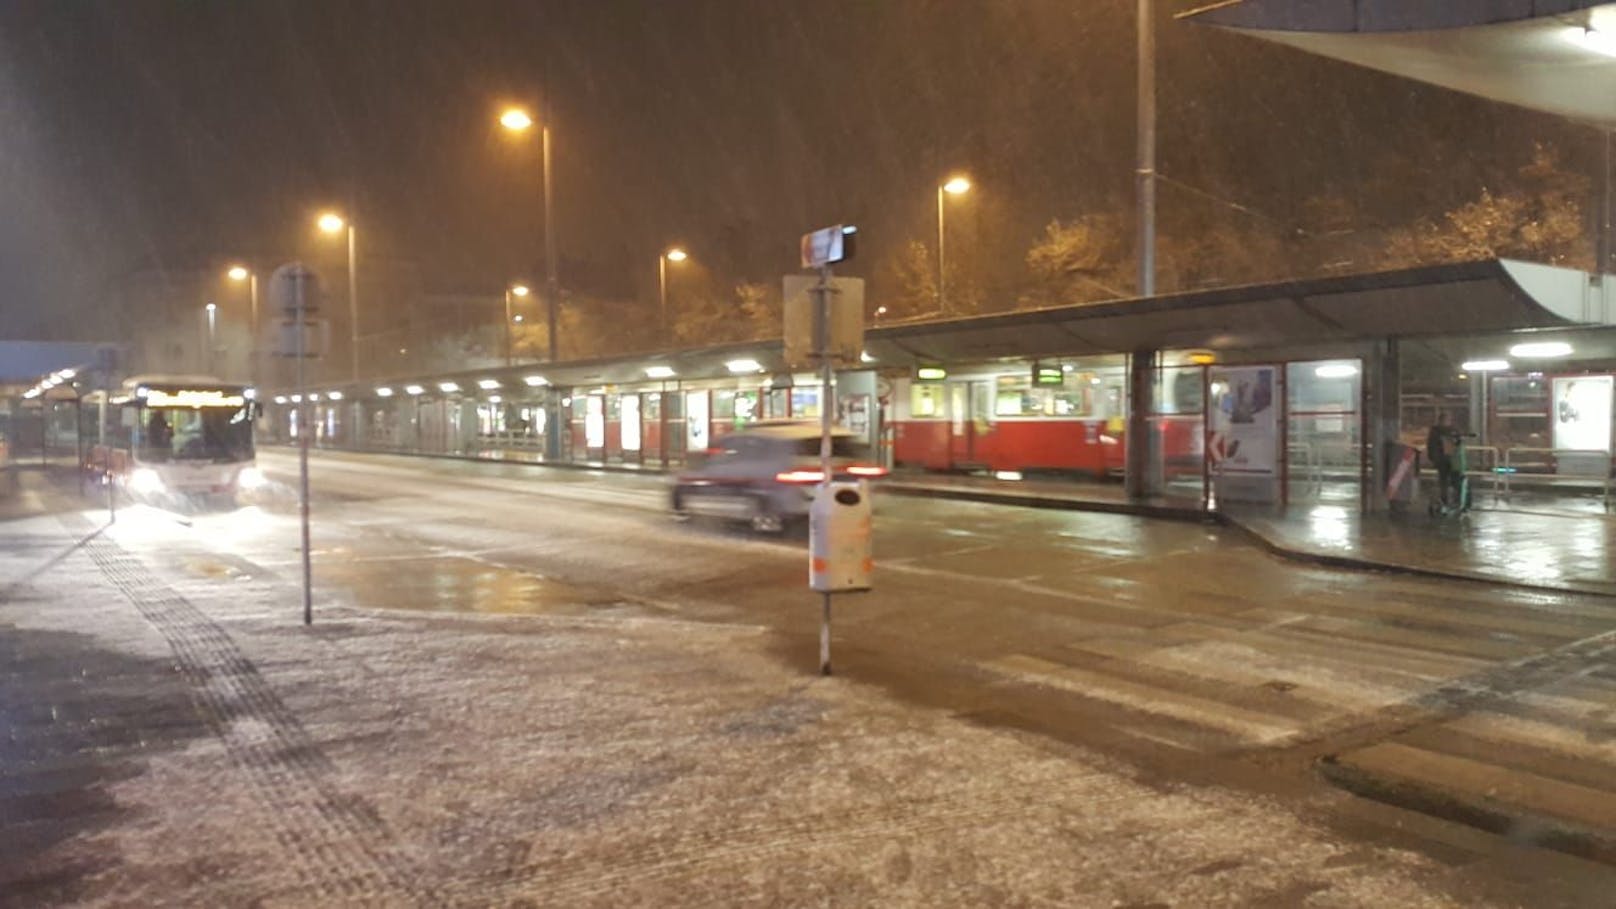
[
  {"xmin": 910, "ymin": 384, "xmax": 944, "ymax": 418},
  {"xmin": 713, "ymin": 390, "xmax": 736, "ymax": 420},
  {"xmin": 645, "ymin": 394, "xmax": 661, "ymax": 421},
  {"xmin": 996, "ymin": 387, "xmax": 1039, "ymax": 416}
]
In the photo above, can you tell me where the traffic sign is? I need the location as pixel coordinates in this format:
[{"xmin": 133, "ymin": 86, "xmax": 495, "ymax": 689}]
[
  {"xmin": 274, "ymin": 319, "xmax": 328, "ymax": 358},
  {"xmin": 270, "ymin": 262, "xmax": 321, "ymax": 315},
  {"xmin": 799, "ymin": 224, "xmax": 857, "ymax": 269},
  {"xmin": 783, "ymin": 275, "xmax": 864, "ymax": 369}
]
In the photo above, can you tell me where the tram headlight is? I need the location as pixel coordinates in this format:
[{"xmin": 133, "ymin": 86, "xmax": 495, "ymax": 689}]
[
  {"xmin": 129, "ymin": 468, "xmax": 164, "ymax": 495},
  {"xmin": 237, "ymin": 467, "xmax": 268, "ymax": 490}
]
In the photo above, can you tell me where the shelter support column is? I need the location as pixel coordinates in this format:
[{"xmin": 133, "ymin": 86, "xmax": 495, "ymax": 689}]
[
  {"xmin": 1363, "ymin": 338, "xmax": 1400, "ymax": 513},
  {"xmin": 1125, "ymin": 348, "xmax": 1160, "ymax": 500}
]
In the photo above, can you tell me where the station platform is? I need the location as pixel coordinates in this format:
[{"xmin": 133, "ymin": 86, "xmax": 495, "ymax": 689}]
[{"xmin": 879, "ymin": 472, "xmax": 1616, "ymax": 599}]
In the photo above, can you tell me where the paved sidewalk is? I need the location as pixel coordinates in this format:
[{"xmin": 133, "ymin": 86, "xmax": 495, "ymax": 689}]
[{"xmin": 1225, "ymin": 503, "xmax": 1616, "ymax": 597}]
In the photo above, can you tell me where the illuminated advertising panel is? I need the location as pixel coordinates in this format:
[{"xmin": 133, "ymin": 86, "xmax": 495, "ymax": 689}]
[{"xmin": 1552, "ymin": 375, "xmax": 1612, "ymax": 453}]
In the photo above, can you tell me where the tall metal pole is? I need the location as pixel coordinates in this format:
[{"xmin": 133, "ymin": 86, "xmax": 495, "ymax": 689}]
[
  {"xmin": 248, "ymin": 272, "xmax": 259, "ymax": 385},
  {"xmin": 936, "ymin": 186, "xmax": 947, "ymax": 315},
  {"xmin": 1602, "ymin": 128, "xmax": 1612, "ymax": 276},
  {"xmin": 543, "ymin": 125, "xmax": 558, "ymax": 363},
  {"xmin": 504, "ymin": 289, "xmax": 514, "ymax": 366},
  {"xmin": 206, "ymin": 306, "xmax": 217, "ymax": 374},
  {"xmin": 815, "ymin": 265, "xmax": 835, "ymax": 676},
  {"xmin": 296, "ymin": 272, "xmax": 314, "ymax": 626},
  {"xmin": 1136, "ymin": 0, "xmax": 1156, "ymax": 297},
  {"xmin": 347, "ymin": 224, "xmax": 360, "ymax": 382},
  {"xmin": 658, "ymin": 254, "xmax": 668, "ymax": 332}
]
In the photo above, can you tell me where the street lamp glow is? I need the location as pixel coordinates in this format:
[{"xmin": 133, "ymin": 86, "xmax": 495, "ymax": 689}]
[
  {"xmin": 665, "ymin": 248, "xmax": 688, "ymax": 262},
  {"xmin": 317, "ymin": 212, "xmax": 346, "ymax": 234},
  {"xmin": 942, "ymin": 176, "xmax": 971, "ymax": 195},
  {"xmin": 438, "ymin": 381, "xmax": 461, "ymax": 393},
  {"xmin": 477, "ymin": 378, "xmax": 502, "ymax": 390},
  {"xmin": 725, "ymin": 359, "xmax": 764, "ymax": 374},
  {"xmin": 227, "ymin": 265, "xmax": 249, "ymax": 281},
  {"xmin": 524, "ymin": 375, "xmax": 548, "ymax": 386},
  {"xmin": 205, "ymin": 302, "xmax": 217, "ymax": 313},
  {"xmin": 1567, "ymin": 26, "xmax": 1616, "ymax": 58},
  {"xmin": 375, "ymin": 387, "xmax": 395, "ymax": 397},
  {"xmin": 499, "ymin": 107, "xmax": 534, "ymax": 132},
  {"xmin": 510, "ymin": 284, "xmax": 530, "ymax": 297},
  {"xmin": 645, "ymin": 365, "xmax": 676, "ymax": 379},
  {"xmin": 404, "ymin": 384, "xmax": 425, "ymax": 396}
]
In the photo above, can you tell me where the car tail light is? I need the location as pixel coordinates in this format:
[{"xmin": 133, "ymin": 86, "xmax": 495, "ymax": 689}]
[
  {"xmin": 775, "ymin": 469, "xmax": 824, "ymax": 485},
  {"xmin": 846, "ymin": 465, "xmax": 887, "ymax": 478}
]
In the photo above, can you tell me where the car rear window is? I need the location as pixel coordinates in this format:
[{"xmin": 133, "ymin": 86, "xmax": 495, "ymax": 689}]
[{"xmin": 793, "ymin": 438, "xmax": 866, "ymax": 459}]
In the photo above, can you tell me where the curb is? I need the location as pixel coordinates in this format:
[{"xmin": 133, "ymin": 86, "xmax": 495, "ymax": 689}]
[
  {"xmin": 1218, "ymin": 514, "xmax": 1616, "ymax": 599},
  {"xmin": 1319, "ymin": 755, "xmax": 1616, "ymax": 867},
  {"xmin": 879, "ymin": 482, "xmax": 1210, "ymax": 523}
]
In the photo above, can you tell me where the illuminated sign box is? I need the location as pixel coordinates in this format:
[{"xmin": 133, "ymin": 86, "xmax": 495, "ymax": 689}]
[
  {"xmin": 1032, "ymin": 362, "xmax": 1064, "ymax": 386},
  {"xmin": 143, "ymin": 390, "xmax": 247, "ymax": 408},
  {"xmin": 916, "ymin": 366, "xmax": 947, "ymax": 382}
]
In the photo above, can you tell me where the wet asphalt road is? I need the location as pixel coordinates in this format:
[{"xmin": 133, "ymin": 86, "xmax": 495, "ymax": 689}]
[
  {"xmin": 240, "ymin": 450, "xmax": 1616, "ymax": 755},
  {"xmin": 8, "ymin": 449, "xmax": 1616, "ymax": 904}
]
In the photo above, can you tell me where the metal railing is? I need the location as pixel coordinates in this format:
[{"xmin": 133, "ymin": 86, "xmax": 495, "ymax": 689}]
[{"xmin": 1500, "ymin": 447, "xmax": 1613, "ymax": 508}]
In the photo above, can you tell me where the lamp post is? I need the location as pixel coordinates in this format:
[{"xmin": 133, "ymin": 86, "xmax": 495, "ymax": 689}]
[
  {"xmin": 937, "ymin": 176, "xmax": 970, "ymax": 315},
  {"xmin": 227, "ymin": 265, "xmax": 257, "ymax": 382},
  {"xmin": 204, "ymin": 302, "xmax": 218, "ymax": 374},
  {"xmin": 505, "ymin": 283, "xmax": 530, "ymax": 365},
  {"xmin": 317, "ymin": 211, "xmax": 359, "ymax": 381},
  {"xmin": 658, "ymin": 247, "xmax": 688, "ymax": 335},
  {"xmin": 498, "ymin": 107, "xmax": 559, "ymax": 364}
]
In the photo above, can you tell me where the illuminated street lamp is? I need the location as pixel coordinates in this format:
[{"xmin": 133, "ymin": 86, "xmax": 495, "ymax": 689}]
[
  {"xmin": 504, "ymin": 283, "xmax": 531, "ymax": 365},
  {"xmin": 937, "ymin": 175, "xmax": 970, "ymax": 316},
  {"xmin": 316, "ymin": 211, "xmax": 360, "ymax": 382},
  {"xmin": 227, "ymin": 264, "xmax": 258, "ymax": 382},
  {"xmin": 498, "ymin": 106, "xmax": 559, "ymax": 364},
  {"xmin": 659, "ymin": 247, "xmax": 689, "ymax": 333}
]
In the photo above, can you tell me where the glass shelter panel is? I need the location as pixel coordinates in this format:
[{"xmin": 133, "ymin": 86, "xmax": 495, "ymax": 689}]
[{"xmin": 1287, "ymin": 360, "xmax": 1362, "ymax": 505}]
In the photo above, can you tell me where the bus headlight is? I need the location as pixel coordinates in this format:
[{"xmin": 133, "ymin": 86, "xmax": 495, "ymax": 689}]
[
  {"xmin": 129, "ymin": 468, "xmax": 164, "ymax": 495},
  {"xmin": 237, "ymin": 467, "xmax": 268, "ymax": 490}
]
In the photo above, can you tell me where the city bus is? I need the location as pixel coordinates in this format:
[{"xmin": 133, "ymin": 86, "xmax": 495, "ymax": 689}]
[{"xmin": 85, "ymin": 374, "xmax": 266, "ymax": 507}]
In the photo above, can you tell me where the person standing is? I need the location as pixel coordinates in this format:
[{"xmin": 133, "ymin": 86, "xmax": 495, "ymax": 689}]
[{"xmin": 1426, "ymin": 411, "xmax": 1462, "ymax": 509}]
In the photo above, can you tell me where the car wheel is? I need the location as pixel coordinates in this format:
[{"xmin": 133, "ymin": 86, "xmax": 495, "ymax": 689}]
[
  {"xmin": 749, "ymin": 499, "xmax": 784, "ymax": 534},
  {"xmin": 671, "ymin": 488, "xmax": 693, "ymax": 522}
]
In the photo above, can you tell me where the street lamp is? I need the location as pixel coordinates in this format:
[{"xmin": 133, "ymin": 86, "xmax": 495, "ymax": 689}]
[
  {"xmin": 498, "ymin": 106, "xmax": 559, "ymax": 364},
  {"xmin": 204, "ymin": 302, "xmax": 218, "ymax": 374},
  {"xmin": 659, "ymin": 247, "xmax": 688, "ymax": 334},
  {"xmin": 505, "ymin": 283, "xmax": 530, "ymax": 365},
  {"xmin": 227, "ymin": 265, "xmax": 258, "ymax": 382},
  {"xmin": 316, "ymin": 210, "xmax": 360, "ymax": 381},
  {"xmin": 937, "ymin": 176, "xmax": 970, "ymax": 316}
]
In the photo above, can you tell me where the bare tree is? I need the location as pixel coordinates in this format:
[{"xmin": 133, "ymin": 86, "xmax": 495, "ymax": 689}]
[{"xmin": 1383, "ymin": 143, "xmax": 1592, "ymax": 268}]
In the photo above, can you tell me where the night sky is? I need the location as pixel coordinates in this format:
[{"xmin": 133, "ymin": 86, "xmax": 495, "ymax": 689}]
[{"xmin": 0, "ymin": 0, "xmax": 1596, "ymax": 339}]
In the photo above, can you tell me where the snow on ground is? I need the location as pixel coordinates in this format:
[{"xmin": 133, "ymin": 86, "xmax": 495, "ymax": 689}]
[{"xmin": 0, "ymin": 505, "xmax": 1513, "ymax": 907}]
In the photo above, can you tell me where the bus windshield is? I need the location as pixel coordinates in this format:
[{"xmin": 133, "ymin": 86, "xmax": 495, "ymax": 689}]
[{"xmin": 140, "ymin": 405, "xmax": 255, "ymax": 463}]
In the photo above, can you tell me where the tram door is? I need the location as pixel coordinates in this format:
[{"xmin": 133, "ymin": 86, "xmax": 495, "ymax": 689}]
[{"xmin": 948, "ymin": 381, "xmax": 992, "ymax": 468}]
